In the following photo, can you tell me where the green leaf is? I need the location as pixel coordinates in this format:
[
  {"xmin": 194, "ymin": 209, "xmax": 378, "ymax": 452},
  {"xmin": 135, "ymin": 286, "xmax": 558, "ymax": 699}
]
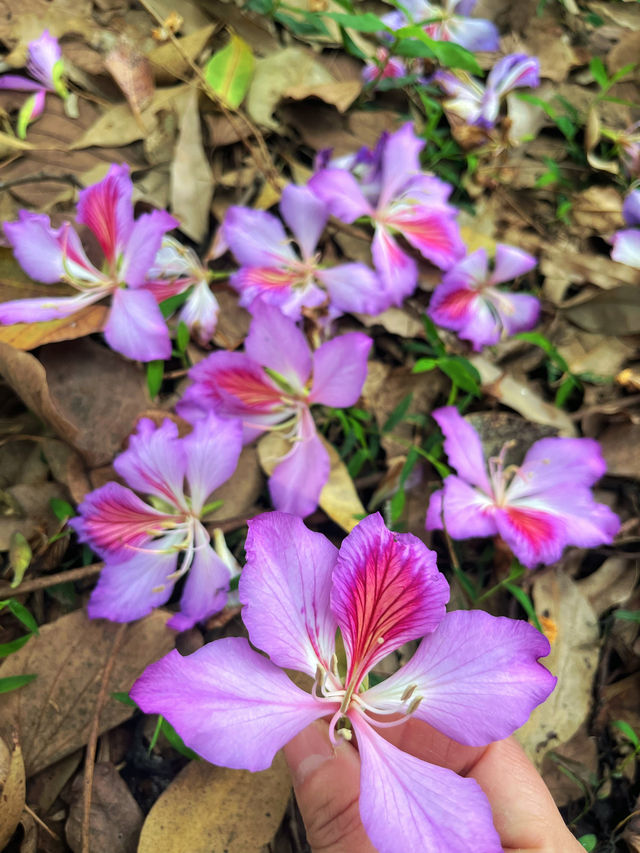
[
  {"xmin": 203, "ymin": 34, "xmax": 255, "ymax": 109},
  {"xmin": 412, "ymin": 357, "xmax": 438, "ymax": 373},
  {"xmin": 0, "ymin": 633, "xmax": 33, "ymax": 656},
  {"xmin": 393, "ymin": 37, "xmax": 436, "ymax": 59},
  {"xmin": 275, "ymin": 11, "xmax": 330, "ymax": 36},
  {"xmin": 160, "ymin": 717, "xmax": 200, "ymax": 760},
  {"xmin": 394, "ymin": 26, "xmax": 480, "ymax": 72},
  {"xmin": 578, "ymin": 834, "xmax": 597, "ymax": 852},
  {"xmin": 50, "ymin": 497, "xmax": 75, "ymax": 523},
  {"xmin": 504, "ymin": 582, "xmax": 542, "ymax": 632},
  {"xmin": 176, "ymin": 320, "xmax": 190, "ymax": 354},
  {"xmin": 9, "ymin": 531, "xmax": 31, "ymax": 588},
  {"xmin": 146, "ymin": 360, "xmax": 164, "ymax": 398},
  {"xmin": 390, "ymin": 487, "xmax": 406, "ymax": 523},
  {"xmin": 0, "ymin": 673, "xmax": 37, "ymax": 693},
  {"xmin": 111, "ymin": 691, "xmax": 137, "ymax": 707},
  {"xmin": 589, "ymin": 56, "xmax": 608, "ymax": 89},
  {"xmin": 613, "ymin": 719, "xmax": 640, "ymax": 750},
  {"xmin": 6, "ymin": 599, "xmax": 38, "ymax": 634},
  {"xmin": 160, "ymin": 288, "xmax": 191, "ymax": 319},
  {"xmin": 16, "ymin": 94, "xmax": 37, "ymax": 139},
  {"xmin": 438, "ymin": 356, "xmax": 481, "ymax": 396},
  {"xmin": 382, "ymin": 393, "xmax": 413, "ymax": 433},
  {"xmin": 322, "ymin": 11, "xmax": 387, "ymax": 32},
  {"xmin": 615, "ymin": 609, "xmax": 640, "ymax": 622}
]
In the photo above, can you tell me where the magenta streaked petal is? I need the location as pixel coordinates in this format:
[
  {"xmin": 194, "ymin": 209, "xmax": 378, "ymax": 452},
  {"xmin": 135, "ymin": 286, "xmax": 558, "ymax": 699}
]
[
  {"xmin": 431, "ymin": 475, "xmax": 498, "ymax": 539},
  {"xmin": 611, "ymin": 228, "xmax": 640, "ymax": 269},
  {"xmin": 168, "ymin": 524, "xmax": 229, "ymax": 631},
  {"xmin": 230, "ymin": 266, "xmax": 304, "ymax": 307},
  {"xmin": 0, "ymin": 75, "xmax": 46, "ymax": 91},
  {"xmin": 269, "ymin": 408, "xmax": 330, "ymax": 517},
  {"xmin": 27, "ymin": 30, "xmax": 61, "ymax": 87},
  {"xmin": 378, "ymin": 123, "xmax": 424, "ymax": 209},
  {"xmin": 87, "ymin": 538, "xmax": 179, "ymax": 622},
  {"xmin": 383, "ymin": 204, "xmax": 465, "ymax": 270},
  {"xmin": 445, "ymin": 17, "xmax": 499, "ymax": 52},
  {"xmin": 351, "ymin": 716, "xmax": 502, "ymax": 853},
  {"xmin": 309, "ymin": 332, "xmax": 372, "ymax": 407},
  {"xmin": 241, "ymin": 511, "xmax": 339, "ymax": 674},
  {"xmin": 428, "ymin": 281, "xmax": 480, "ymax": 333},
  {"xmin": 432, "ymin": 407, "xmax": 492, "ymax": 492},
  {"xmin": 308, "ymin": 169, "xmax": 373, "ymax": 223},
  {"xmin": 27, "ymin": 88, "xmax": 46, "ymax": 122},
  {"xmin": 0, "ymin": 291, "xmax": 101, "ymax": 324},
  {"xmin": 70, "ymin": 481, "xmax": 175, "ymax": 559},
  {"xmin": 280, "ymin": 184, "xmax": 328, "ymax": 259},
  {"xmin": 104, "ymin": 288, "xmax": 172, "ymax": 362},
  {"xmin": 494, "ymin": 505, "xmax": 566, "ymax": 568},
  {"xmin": 178, "ymin": 280, "xmax": 219, "ymax": 344},
  {"xmin": 130, "ymin": 638, "xmax": 331, "ymax": 771},
  {"xmin": 623, "ymin": 189, "xmax": 640, "ymax": 226},
  {"xmin": 113, "ymin": 418, "xmax": 187, "ymax": 508},
  {"xmin": 223, "ymin": 205, "xmax": 295, "ymax": 267},
  {"xmin": 362, "ymin": 610, "xmax": 555, "ymax": 746},
  {"xmin": 488, "ymin": 54, "xmax": 540, "ymax": 98},
  {"xmin": 245, "ymin": 300, "xmax": 312, "ymax": 391},
  {"xmin": 371, "ymin": 226, "xmax": 418, "ymax": 302},
  {"xmin": 331, "ymin": 513, "xmax": 449, "ymax": 686},
  {"xmin": 4, "ymin": 212, "xmax": 82, "ymax": 284},
  {"xmin": 457, "ymin": 298, "xmax": 502, "ymax": 349},
  {"xmin": 120, "ymin": 210, "xmax": 179, "ymax": 288},
  {"xmin": 490, "ymin": 244, "xmax": 537, "ymax": 284},
  {"xmin": 76, "ymin": 164, "xmax": 133, "ymax": 267},
  {"xmin": 317, "ymin": 263, "xmax": 389, "ymax": 315},
  {"xmin": 490, "ymin": 290, "xmax": 540, "ymax": 337},
  {"xmin": 181, "ymin": 413, "xmax": 243, "ymax": 513}
]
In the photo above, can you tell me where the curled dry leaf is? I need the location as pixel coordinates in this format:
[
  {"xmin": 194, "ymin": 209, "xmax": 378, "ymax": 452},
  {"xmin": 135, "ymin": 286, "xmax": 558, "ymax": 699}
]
[
  {"xmin": 104, "ymin": 38, "xmax": 155, "ymax": 118},
  {"xmin": 0, "ymin": 736, "xmax": 25, "ymax": 850},
  {"xmin": 516, "ymin": 569, "xmax": 600, "ymax": 767},
  {"xmin": 0, "ymin": 304, "xmax": 108, "ymax": 351},
  {"xmin": 563, "ymin": 285, "xmax": 640, "ymax": 336},
  {"xmin": 137, "ymin": 752, "xmax": 291, "ymax": 853},
  {"xmin": 577, "ymin": 557, "xmax": 637, "ymax": 617},
  {"xmin": 0, "ymin": 609, "xmax": 176, "ymax": 776}
]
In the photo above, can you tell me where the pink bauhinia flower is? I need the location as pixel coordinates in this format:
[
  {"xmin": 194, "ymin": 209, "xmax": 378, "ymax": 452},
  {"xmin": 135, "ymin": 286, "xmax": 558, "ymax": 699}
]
[
  {"xmin": 131, "ymin": 511, "xmax": 555, "ymax": 852},
  {"xmin": 146, "ymin": 235, "xmax": 220, "ymax": 345},
  {"xmin": 428, "ymin": 243, "xmax": 539, "ymax": 349},
  {"xmin": 611, "ymin": 189, "xmax": 640, "ymax": 269},
  {"xmin": 382, "ymin": 0, "xmax": 499, "ymax": 53},
  {"xmin": 426, "ymin": 407, "xmax": 620, "ymax": 568},
  {"xmin": 433, "ymin": 54, "xmax": 540, "ymax": 128},
  {"xmin": 1, "ymin": 164, "xmax": 178, "ymax": 361},
  {"xmin": 0, "ymin": 31, "xmax": 69, "ymax": 136},
  {"xmin": 223, "ymin": 184, "xmax": 385, "ymax": 320},
  {"xmin": 70, "ymin": 414, "xmax": 243, "ymax": 630},
  {"xmin": 362, "ymin": 48, "xmax": 408, "ymax": 86},
  {"xmin": 309, "ymin": 123, "xmax": 465, "ymax": 302},
  {"xmin": 178, "ymin": 301, "xmax": 372, "ymax": 517}
]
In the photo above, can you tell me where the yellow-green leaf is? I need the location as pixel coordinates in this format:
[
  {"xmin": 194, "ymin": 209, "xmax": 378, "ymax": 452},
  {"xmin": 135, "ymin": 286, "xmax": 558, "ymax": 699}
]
[
  {"xmin": 203, "ymin": 33, "xmax": 255, "ymax": 109},
  {"xmin": 9, "ymin": 532, "xmax": 31, "ymax": 589}
]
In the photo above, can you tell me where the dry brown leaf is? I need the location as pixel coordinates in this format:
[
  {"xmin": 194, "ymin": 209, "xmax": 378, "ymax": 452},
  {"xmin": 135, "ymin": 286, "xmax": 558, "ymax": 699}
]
[
  {"xmin": 555, "ymin": 329, "xmax": 634, "ymax": 377},
  {"xmin": 516, "ymin": 570, "xmax": 600, "ymax": 767},
  {"xmin": 147, "ymin": 25, "xmax": 215, "ymax": 83},
  {"xmin": 502, "ymin": 14, "xmax": 580, "ymax": 83},
  {"xmin": 355, "ymin": 306, "xmax": 424, "ymax": 339},
  {"xmin": 577, "ymin": 558, "xmax": 637, "ymax": 617},
  {"xmin": 211, "ymin": 290, "xmax": 251, "ymax": 350},
  {"xmin": 105, "ymin": 38, "xmax": 155, "ymax": 118},
  {"xmin": 589, "ymin": 1, "xmax": 640, "ymax": 29},
  {"xmin": 0, "ymin": 304, "xmax": 108, "ymax": 351},
  {"xmin": 541, "ymin": 724, "xmax": 598, "ymax": 807},
  {"xmin": 598, "ymin": 420, "xmax": 640, "ymax": 479},
  {"xmin": 571, "ymin": 186, "xmax": 624, "ymax": 235},
  {"xmin": 0, "ymin": 737, "xmax": 25, "ymax": 850},
  {"xmin": 0, "ymin": 482, "xmax": 68, "ymax": 551},
  {"xmin": 563, "ymin": 285, "xmax": 640, "ymax": 335},
  {"xmin": 0, "ymin": 0, "xmax": 92, "ymax": 46},
  {"xmin": 137, "ymin": 753, "xmax": 291, "ymax": 853},
  {"xmin": 170, "ymin": 88, "xmax": 214, "ymax": 242},
  {"xmin": 0, "ymin": 609, "xmax": 176, "ymax": 777}
]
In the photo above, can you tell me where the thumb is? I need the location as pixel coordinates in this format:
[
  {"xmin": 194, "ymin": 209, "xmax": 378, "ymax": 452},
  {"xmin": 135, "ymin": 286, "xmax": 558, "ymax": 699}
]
[{"xmin": 283, "ymin": 720, "xmax": 375, "ymax": 853}]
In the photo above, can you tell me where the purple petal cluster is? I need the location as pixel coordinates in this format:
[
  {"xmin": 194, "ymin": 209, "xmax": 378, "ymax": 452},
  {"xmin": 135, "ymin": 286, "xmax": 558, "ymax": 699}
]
[
  {"xmin": 382, "ymin": 0, "xmax": 499, "ymax": 53},
  {"xmin": 426, "ymin": 407, "xmax": 621, "ymax": 568},
  {"xmin": 611, "ymin": 189, "xmax": 640, "ymax": 269},
  {"xmin": 131, "ymin": 510, "xmax": 556, "ymax": 852},
  {"xmin": 428, "ymin": 243, "xmax": 539, "ymax": 349},
  {"xmin": 70, "ymin": 414, "xmax": 243, "ymax": 630},
  {"xmin": 178, "ymin": 301, "xmax": 372, "ymax": 517}
]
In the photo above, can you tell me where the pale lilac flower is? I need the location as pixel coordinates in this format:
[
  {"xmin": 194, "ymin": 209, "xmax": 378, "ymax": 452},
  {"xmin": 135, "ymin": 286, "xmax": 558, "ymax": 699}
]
[
  {"xmin": 362, "ymin": 49, "xmax": 408, "ymax": 86},
  {"xmin": 382, "ymin": 0, "xmax": 499, "ymax": 53},
  {"xmin": 1, "ymin": 164, "xmax": 178, "ymax": 361},
  {"xmin": 427, "ymin": 407, "xmax": 620, "ymax": 568},
  {"xmin": 223, "ymin": 185, "xmax": 385, "ymax": 319},
  {"xmin": 0, "ymin": 31, "xmax": 68, "ymax": 137},
  {"xmin": 70, "ymin": 414, "xmax": 243, "ymax": 630},
  {"xmin": 611, "ymin": 189, "xmax": 640, "ymax": 269},
  {"xmin": 146, "ymin": 235, "xmax": 220, "ymax": 345},
  {"xmin": 434, "ymin": 54, "xmax": 540, "ymax": 128},
  {"xmin": 131, "ymin": 510, "xmax": 555, "ymax": 852},
  {"xmin": 309, "ymin": 123, "xmax": 465, "ymax": 302},
  {"xmin": 618, "ymin": 123, "xmax": 640, "ymax": 178},
  {"xmin": 428, "ymin": 243, "xmax": 539, "ymax": 349},
  {"xmin": 178, "ymin": 301, "xmax": 372, "ymax": 517}
]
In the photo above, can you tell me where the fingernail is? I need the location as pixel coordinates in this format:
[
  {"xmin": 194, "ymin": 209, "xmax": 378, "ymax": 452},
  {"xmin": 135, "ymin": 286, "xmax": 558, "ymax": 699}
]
[{"xmin": 284, "ymin": 721, "xmax": 338, "ymax": 786}]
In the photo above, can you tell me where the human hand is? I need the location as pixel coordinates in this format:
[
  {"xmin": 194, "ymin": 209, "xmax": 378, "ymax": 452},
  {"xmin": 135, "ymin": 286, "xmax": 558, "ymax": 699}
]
[{"xmin": 284, "ymin": 718, "xmax": 584, "ymax": 853}]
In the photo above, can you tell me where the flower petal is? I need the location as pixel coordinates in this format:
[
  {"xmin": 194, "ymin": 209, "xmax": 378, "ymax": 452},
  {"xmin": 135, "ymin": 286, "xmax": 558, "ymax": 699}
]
[
  {"xmin": 362, "ymin": 610, "xmax": 555, "ymax": 744},
  {"xmin": 0, "ymin": 75, "xmax": 46, "ymax": 91},
  {"xmin": 611, "ymin": 228, "xmax": 640, "ymax": 269},
  {"xmin": 27, "ymin": 30, "xmax": 61, "ymax": 87},
  {"xmin": 269, "ymin": 408, "xmax": 330, "ymax": 517},
  {"xmin": 309, "ymin": 333, "xmax": 372, "ymax": 407},
  {"xmin": 103, "ymin": 288, "xmax": 172, "ymax": 361},
  {"xmin": 371, "ymin": 226, "xmax": 418, "ymax": 301},
  {"xmin": 383, "ymin": 204, "xmax": 464, "ymax": 270},
  {"xmin": 223, "ymin": 206, "xmax": 295, "ymax": 266},
  {"xmin": 168, "ymin": 523, "xmax": 230, "ymax": 631},
  {"xmin": 120, "ymin": 210, "xmax": 179, "ymax": 288},
  {"xmin": 487, "ymin": 54, "xmax": 540, "ymax": 98},
  {"xmin": 4, "ymin": 212, "xmax": 96, "ymax": 284},
  {"xmin": 508, "ymin": 437, "xmax": 607, "ymax": 496},
  {"xmin": 87, "ymin": 538, "xmax": 179, "ymax": 622},
  {"xmin": 428, "ymin": 276, "xmax": 482, "ymax": 333},
  {"xmin": 623, "ymin": 189, "xmax": 640, "ymax": 227},
  {"xmin": 427, "ymin": 475, "xmax": 498, "ymax": 539},
  {"xmin": 331, "ymin": 513, "xmax": 449, "ymax": 687},
  {"xmin": 317, "ymin": 263, "xmax": 388, "ymax": 315},
  {"xmin": 378, "ymin": 123, "xmax": 424, "ymax": 209},
  {"xmin": 130, "ymin": 637, "xmax": 331, "ymax": 771},
  {"xmin": 493, "ymin": 505, "xmax": 567, "ymax": 568},
  {"xmin": 113, "ymin": 418, "xmax": 187, "ymax": 507},
  {"xmin": 280, "ymin": 184, "xmax": 328, "ymax": 259},
  {"xmin": 432, "ymin": 406, "xmax": 492, "ymax": 492},
  {"xmin": 245, "ymin": 300, "xmax": 312, "ymax": 391},
  {"xmin": 240, "ymin": 510, "xmax": 339, "ymax": 674},
  {"xmin": 308, "ymin": 169, "xmax": 373, "ymax": 223},
  {"xmin": 76, "ymin": 164, "xmax": 134, "ymax": 266},
  {"xmin": 181, "ymin": 413, "xmax": 243, "ymax": 513},
  {"xmin": 445, "ymin": 16, "xmax": 499, "ymax": 52},
  {"xmin": 177, "ymin": 280, "xmax": 219, "ymax": 344},
  {"xmin": 0, "ymin": 291, "xmax": 101, "ymax": 324},
  {"xmin": 489, "ymin": 290, "xmax": 540, "ymax": 337},
  {"xmin": 490, "ymin": 244, "xmax": 537, "ymax": 284},
  {"xmin": 351, "ymin": 715, "xmax": 502, "ymax": 853}
]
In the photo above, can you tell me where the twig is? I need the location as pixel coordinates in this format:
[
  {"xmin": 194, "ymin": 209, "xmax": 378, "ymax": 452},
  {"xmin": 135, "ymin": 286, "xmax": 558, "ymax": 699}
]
[
  {"xmin": 81, "ymin": 623, "xmax": 127, "ymax": 853},
  {"xmin": 23, "ymin": 804, "xmax": 60, "ymax": 841},
  {"xmin": 0, "ymin": 563, "xmax": 103, "ymax": 597},
  {"xmin": 0, "ymin": 172, "xmax": 84, "ymax": 193}
]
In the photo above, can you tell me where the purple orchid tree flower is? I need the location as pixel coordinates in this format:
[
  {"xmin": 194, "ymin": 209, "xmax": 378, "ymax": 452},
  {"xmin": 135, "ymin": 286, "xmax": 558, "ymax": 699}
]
[
  {"xmin": 362, "ymin": 48, "xmax": 408, "ymax": 86},
  {"xmin": 382, "ymin": 0, "xmax": 499, "ymax": 53},
  {"xmin": 131, "ymin": 510, "xmax": 555, "ymax": 852},
  {"xmin": 611, "ymin": 189, "xmax": 640, "ymax": 269},
  {"xmin": 309, "ymin": 123, "xmax": 465, "ymax": 303},
  {"xmin": 146, "ymin": 235, "xmax": 220, "ymax": 345},
  {"xmin": 433, "ymin": 54, "xmax": 540, "ymax": 128},
  {"xmin": 426, "ymin": 407, "xmax": 621, "ymax": 569},
  {"xmin": 0, "ymin": 31, "xmax": 69, "ymax": 137},
  {"xmin": 177, "ymin": 301, "xmax": 372, "ymax": 517},
  {"xmin": 428, "ymin": 243, "xmax": 539, "ymax": 350},
  {"xmin": 223, "ymin": 184, "xmax": 385, "ymax": 320},
  {"xmin": 70, "ymin": 414, "xmax": 243, "ymax": 630},
  {"xmin": 1, "ymin": 164, "xmax": 178, "ymax": 361}
]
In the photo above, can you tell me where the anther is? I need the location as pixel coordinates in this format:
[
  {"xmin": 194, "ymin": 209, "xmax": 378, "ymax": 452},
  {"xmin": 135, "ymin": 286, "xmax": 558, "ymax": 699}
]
[
  {"xmin": 400, "ymin": 684, "xmax": 417, "ymax": 702},
  {"xmin": 407, "ymin": 695, "xmax": 423, "ymax": 715},
  {"xmin": 336, "ymin": 727, "xmax": 353, "ymax": 742},
  {"xmin": 330, "ymin": 653, "xmax": 339, "ymax": 676}
]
